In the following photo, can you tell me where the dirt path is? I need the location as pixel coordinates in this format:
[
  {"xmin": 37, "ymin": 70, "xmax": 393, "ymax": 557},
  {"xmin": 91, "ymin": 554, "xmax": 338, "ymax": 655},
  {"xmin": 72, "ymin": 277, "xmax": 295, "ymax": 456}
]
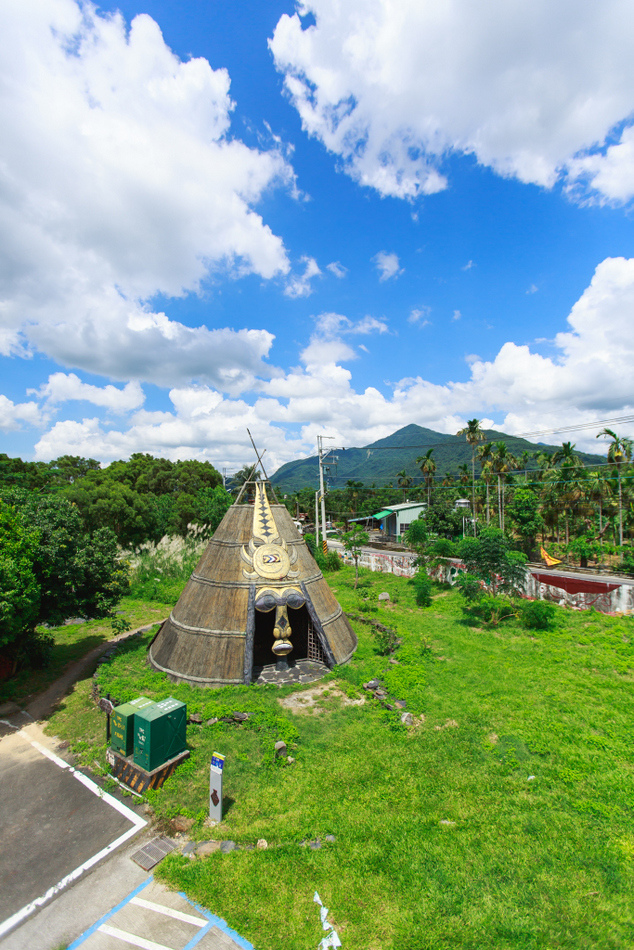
[{"xmin": 23, "ymin": 620, "xmax": 166, "ymax": 722}]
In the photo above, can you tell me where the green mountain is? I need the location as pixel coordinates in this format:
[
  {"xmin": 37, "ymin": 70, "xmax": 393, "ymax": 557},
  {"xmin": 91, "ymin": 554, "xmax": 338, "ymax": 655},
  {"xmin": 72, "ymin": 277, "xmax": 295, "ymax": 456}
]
[{"xmin": 270, "ymin": 423, "xmax": 607, "ymax": 491}]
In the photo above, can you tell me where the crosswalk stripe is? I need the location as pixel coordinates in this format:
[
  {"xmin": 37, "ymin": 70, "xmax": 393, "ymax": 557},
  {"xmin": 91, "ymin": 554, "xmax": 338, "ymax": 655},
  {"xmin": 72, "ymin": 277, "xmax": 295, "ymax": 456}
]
[
  {"xmin": 98, "ymin": 923, "xmax": 173, "ymax": 950},
  {"xmin": 130, "ymin": 896, "xmax": 207, "ymax": 926}
]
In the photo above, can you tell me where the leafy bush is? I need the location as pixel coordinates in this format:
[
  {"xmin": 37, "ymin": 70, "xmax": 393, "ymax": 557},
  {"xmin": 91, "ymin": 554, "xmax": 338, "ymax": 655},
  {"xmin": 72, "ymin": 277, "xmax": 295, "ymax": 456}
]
[
  {"xmin": 430, "ymin": 538, "xmax": 457, "ymax": 557},
  {"xmin": 521, "ymin": 599, "xmax": 557, "ymax": 631},
  {"xmin": 619, "ymin": 549, "xmax": 634, "ymax": 575},
  {"xmin": 411, "ymin": 570, "xmax": 432, "ymax": 607},
  {"xmin": 455, "ymin": 572, "xmax": 483, "ymax": 601},
  {"xmin": 459, "ymin": 528, "xmax": 527, "ymax": 596},
  {"xmin": 324, "ymin": 550, "xmax": 342, "ymax": 571},
  {"xmin": 17, "ymin": 628, "xmax": 55, "ymax": 669},
  {"xmin": 357, "ymin": 587, "xmax": 378, "ymax": 613},
  {"xmin": 462, "ymin": 595, "xmax": 518, "ymax": 627},
  {"xmin": 373, "ymin": 624, "xmax": 399, "ymax": 655}
]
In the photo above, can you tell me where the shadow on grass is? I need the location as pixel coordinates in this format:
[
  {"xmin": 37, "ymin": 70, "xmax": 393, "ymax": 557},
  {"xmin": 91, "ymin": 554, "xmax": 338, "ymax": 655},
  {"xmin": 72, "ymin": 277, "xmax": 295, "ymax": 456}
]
[
  {"xmin": 222, "ymin": 796, "xmax": 236, "ymax": 818},
  {"xmin": 0, "ymin": 632, "xmax": 110, "ymax": 706}
]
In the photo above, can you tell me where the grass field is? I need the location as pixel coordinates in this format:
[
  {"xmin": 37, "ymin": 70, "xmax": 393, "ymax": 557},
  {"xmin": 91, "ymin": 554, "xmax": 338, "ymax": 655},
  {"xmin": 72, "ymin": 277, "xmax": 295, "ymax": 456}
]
[
  {"xmin": 0, "ymin": 599, "xmax": 172, "ymax": 708},
  {"xmin": 42, "ymin": 567, "xmax": 634, "ymax": 949}
]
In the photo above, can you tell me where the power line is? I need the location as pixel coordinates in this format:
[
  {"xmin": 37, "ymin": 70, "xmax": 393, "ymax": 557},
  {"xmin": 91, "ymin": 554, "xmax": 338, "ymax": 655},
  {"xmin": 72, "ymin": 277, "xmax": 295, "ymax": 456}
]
[{"xmin": 332, "ymin": 413, "xmax": 634, "ymax": 454}]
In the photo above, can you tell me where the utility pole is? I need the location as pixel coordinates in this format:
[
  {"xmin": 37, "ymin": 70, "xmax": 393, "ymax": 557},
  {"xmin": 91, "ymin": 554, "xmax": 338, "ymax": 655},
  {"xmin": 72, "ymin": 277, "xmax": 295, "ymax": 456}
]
[{"xmin": 317, "ymin": 435, "xmax": 338, "ymax": 556}]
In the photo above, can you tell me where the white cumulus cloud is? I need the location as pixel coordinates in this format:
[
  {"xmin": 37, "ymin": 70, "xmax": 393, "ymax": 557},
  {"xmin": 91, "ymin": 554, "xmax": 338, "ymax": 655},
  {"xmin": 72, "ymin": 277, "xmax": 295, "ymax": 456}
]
[
  {"xmin": 31, "ymin": 374, "xmax": 144, "ymax": 412},
  {"xmin": 271, "ymin": 0, "xmax": 634, "ymax": 202},
  {"xmin": 284, "ymin": 256, "xmax": 322, "ymax": 298},
  {"xmin": 0, "ymin": 0, "xmax": 293, "ymax": 385},
  {"xmin": 0, "ymin": 395, "xmax": 44, "ymax": 432},
  {"xmin": 373, "ymin": 251, "xmax": 402, "ymax": 281},
  {"xmin": 28, "ymin": 257, "xmax": 634, "ymax": 465}
]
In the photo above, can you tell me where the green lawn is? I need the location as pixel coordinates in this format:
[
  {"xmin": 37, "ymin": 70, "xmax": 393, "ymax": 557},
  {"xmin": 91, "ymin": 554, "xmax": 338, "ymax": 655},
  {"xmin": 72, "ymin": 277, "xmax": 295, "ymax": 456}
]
[
  {"xmin": 44, "ymin": 568, "xmax": 634, "ymax": 949},
  {"xmin": 0, "ymin": 598, "xmax": 171, "ymax": 707}
]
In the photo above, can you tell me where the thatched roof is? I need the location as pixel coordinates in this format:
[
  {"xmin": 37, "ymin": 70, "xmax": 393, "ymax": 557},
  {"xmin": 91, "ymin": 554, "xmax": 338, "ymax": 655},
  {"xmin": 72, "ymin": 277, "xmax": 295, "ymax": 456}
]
[{"xmin": 149, "ymin": 482, "xmax": 357, "ymax": 686}]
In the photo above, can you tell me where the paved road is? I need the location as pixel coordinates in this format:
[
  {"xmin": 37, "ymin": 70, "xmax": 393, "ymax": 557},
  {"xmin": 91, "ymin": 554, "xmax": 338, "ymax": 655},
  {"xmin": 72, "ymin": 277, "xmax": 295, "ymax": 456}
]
[
  {"xmin": 0, "ymin": 724, "xmax": 141, "ymax": 930},
  {"xmin": 0, "ymin": 703, "xmax": 252, "ymax": 949}
]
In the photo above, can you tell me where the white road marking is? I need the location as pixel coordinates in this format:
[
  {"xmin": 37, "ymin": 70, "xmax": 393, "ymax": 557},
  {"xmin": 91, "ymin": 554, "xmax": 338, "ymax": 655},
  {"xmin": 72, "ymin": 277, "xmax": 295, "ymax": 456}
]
[
  {"xmin": 0, "ymin": 730, "xmax": 147, "ymax": 938},
  {"xmin": 130, "ymin": 895, "xmax": 207, "ymax": 926},
  {"xmin": 0, "ymin": 823, "xmax": 144, "ymax": 938},
  {"xmin": 25, "ymin": 733, "xmax": 145, "ymax": 825},
  {"xmin": 99, "ymin": 923, "xmax": 173, "ymax": 950}
]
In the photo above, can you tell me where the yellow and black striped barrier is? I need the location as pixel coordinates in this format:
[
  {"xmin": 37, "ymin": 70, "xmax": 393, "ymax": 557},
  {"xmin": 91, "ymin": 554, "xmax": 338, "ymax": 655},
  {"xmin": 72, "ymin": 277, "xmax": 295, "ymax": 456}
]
[{"xmin": 107, "ymin": 748, "xmax": 190, "ymax": 794}]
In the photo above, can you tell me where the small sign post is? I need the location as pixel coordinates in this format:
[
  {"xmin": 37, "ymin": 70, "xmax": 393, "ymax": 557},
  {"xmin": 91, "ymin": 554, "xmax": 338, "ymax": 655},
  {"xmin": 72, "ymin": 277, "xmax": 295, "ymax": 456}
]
[
  {"xmin": 209, "ymin": 752, "xmax": 225, "ymax": 823},
  {"xmin": 99, "ymin": 694, "xmax": 116, "ymax": 742}
]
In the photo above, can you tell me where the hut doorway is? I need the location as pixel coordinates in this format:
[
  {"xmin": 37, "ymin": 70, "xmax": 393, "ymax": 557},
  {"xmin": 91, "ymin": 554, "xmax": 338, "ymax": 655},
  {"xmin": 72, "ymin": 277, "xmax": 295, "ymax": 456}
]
[{"xmin": 251, "ymin": 604, "xmax": 326, "ymax": 672}]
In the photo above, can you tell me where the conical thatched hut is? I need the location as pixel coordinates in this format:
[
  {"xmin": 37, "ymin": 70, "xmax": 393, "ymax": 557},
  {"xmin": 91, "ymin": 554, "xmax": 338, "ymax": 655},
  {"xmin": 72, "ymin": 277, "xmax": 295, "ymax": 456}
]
[{"xmin": 149, "ymin": 480, "xmax": 357, "ymax": 686}]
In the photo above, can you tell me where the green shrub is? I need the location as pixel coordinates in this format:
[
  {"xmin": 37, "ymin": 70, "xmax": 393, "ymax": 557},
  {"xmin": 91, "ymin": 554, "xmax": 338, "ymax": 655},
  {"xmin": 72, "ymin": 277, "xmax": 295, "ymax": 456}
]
[
  {"xmin": 357, "ymin": 587, "xmax": 378, "ymax": 613},
  {"xmin": 455, "ymin": 572, "xmax": 482, "ymax": 601},
  {"xmin": 18, "ymin": 628, "xmax": 55, "ymax": 669},
  {"xmin": 373, "ymin": 624, "xmax": 399, "ymax": 655},
  {"xmin": 462, "ymin": 595, "xmax": 518, "ymax": 627},
  {"xmin": 411, "ymin": 571, "xmax": 432, "ymax": 607},
  {"xmin": 619, "ymin": 549, "xmax": 634, "ymax": 575},
  {"xmin": 521, "ymin": 599, "xmax": 557, "ymax": 630},
  {"xmin": 430, "ymin": 538, "xmax": 457, "ymax": 557}
]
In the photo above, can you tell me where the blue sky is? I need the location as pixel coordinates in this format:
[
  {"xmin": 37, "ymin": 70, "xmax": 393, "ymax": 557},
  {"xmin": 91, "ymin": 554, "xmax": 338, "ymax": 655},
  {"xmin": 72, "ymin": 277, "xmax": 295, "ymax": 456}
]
[{"xmin": 3, "ymin": 0, "xmax": 634, "ymax": 474}]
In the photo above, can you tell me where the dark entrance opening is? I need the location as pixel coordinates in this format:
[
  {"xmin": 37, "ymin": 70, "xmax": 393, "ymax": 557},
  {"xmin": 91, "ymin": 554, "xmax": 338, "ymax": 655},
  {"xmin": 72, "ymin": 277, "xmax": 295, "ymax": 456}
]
[
  {"xmin": 252, "ymin": 604, "xmax": 325, "ymax": 673},
  {"xmin": 252, "ymin": 608, "xmax": 275, "ymax": 669}
]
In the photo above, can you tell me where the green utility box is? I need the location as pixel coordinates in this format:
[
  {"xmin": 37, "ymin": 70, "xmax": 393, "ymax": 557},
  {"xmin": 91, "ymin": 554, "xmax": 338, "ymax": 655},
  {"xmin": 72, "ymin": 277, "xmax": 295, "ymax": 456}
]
[
  {"xmin": 133, "ymin": 697, "xmax": 187, "ymax": 772},
  {"xmin": 110, "ymin": 696, "xmax": 156, "ymax": 756}
]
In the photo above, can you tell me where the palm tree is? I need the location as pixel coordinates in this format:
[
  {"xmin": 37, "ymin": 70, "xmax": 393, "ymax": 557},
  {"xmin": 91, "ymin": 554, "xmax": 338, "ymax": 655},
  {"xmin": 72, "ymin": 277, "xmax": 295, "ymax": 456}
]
[
  {"xmin": 344, "ymin": 480, "xmax": 364, "ymax": 518},
  {"xmin": 397, "ymin": 469, "xmax": 412, "ymax": 499},
  {"xmin": 416, "ymin": 449, "xmax": 436, "ymax": 508},
  {"xmin": 518, "ymin": 450, "xmax": 531, "ymax": 482},
  {"xmin": 490, "ymin": 441, "xmax": 518, "ymax": 532},
  {"xmin": 584, "ymin": 468, "xmax": 612, "ymax": 537},
  {"xmin": 477, "ymin": 442, "xmax": 494, "ymax": 525},
  {"xmin": 457, "ymin": 463, "xmax": 470, "ymax": 487},
  {"xmin": 596, "ymin": 428, "xmax": 633, "ymax": 546},
  {"xmin": 551, "ymin": 442, "xmax": 585, "ymax": 545},
  {"xmin": 456, "ymin": 419, "xmax": 485, "ymax": 535}
]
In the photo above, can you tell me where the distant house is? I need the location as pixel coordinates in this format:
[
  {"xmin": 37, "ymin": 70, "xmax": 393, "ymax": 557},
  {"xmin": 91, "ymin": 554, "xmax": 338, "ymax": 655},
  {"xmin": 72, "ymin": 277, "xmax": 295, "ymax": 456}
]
[{"xmin": 372, "ymin": 502, "xmax": 426, "ymax": 541}]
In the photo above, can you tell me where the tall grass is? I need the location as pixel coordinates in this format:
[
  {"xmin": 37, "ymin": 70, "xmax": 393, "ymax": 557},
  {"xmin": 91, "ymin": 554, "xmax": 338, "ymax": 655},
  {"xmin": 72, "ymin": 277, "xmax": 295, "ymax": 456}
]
[{"xmin": 123, "ymin": 524, "xmax": 210, "ymax": 603}]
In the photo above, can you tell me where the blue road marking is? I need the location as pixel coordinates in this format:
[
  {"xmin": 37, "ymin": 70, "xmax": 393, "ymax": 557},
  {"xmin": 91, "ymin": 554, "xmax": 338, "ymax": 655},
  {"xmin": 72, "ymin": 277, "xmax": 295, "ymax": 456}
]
[
  {"xmin": 66, "ymin": 877, "xmax": 152, "ymax": 948},
  {"xmin": 65, "ymin": 876, "xmax": 254, "ymax": 950},
  {"xmin": 179, "ymin": 893, "xmax": 254, "ymax": 950}
]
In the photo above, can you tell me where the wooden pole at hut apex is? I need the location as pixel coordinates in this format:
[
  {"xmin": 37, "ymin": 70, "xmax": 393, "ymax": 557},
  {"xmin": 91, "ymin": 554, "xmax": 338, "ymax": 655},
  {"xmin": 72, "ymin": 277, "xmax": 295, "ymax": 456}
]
[{"xmin": 209, "ymin": 752, "xmax": 225, "ymax": 822}]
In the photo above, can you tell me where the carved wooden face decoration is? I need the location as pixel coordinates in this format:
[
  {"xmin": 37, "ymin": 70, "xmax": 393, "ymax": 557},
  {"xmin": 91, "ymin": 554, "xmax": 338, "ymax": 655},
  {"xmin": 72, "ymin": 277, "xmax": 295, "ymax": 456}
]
[
  {"xmin": 254, "ymin": 586, "xmax": 305, "ymax": 657},
  {"xmin": 241, "ymin": 481, "xmax": 301, "ymax": 659}
]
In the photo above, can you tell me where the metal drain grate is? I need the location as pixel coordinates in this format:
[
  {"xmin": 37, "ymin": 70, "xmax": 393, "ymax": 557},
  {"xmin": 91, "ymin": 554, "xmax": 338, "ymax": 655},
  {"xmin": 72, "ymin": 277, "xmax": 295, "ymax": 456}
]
[{"xmin": 131, "ymin": 836, "xmax": 177, "ymax": 871}]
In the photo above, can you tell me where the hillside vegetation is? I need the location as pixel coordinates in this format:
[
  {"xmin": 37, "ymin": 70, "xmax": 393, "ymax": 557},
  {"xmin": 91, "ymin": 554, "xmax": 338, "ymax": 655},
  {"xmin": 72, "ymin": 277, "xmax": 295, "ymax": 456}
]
[
  {"xmin": 270, "ymin": 423, "xmax": 606, "ymax": 491},
  {"xmin": 45, "ymin": 565, "xmax": 634, "ymax": 950}
]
